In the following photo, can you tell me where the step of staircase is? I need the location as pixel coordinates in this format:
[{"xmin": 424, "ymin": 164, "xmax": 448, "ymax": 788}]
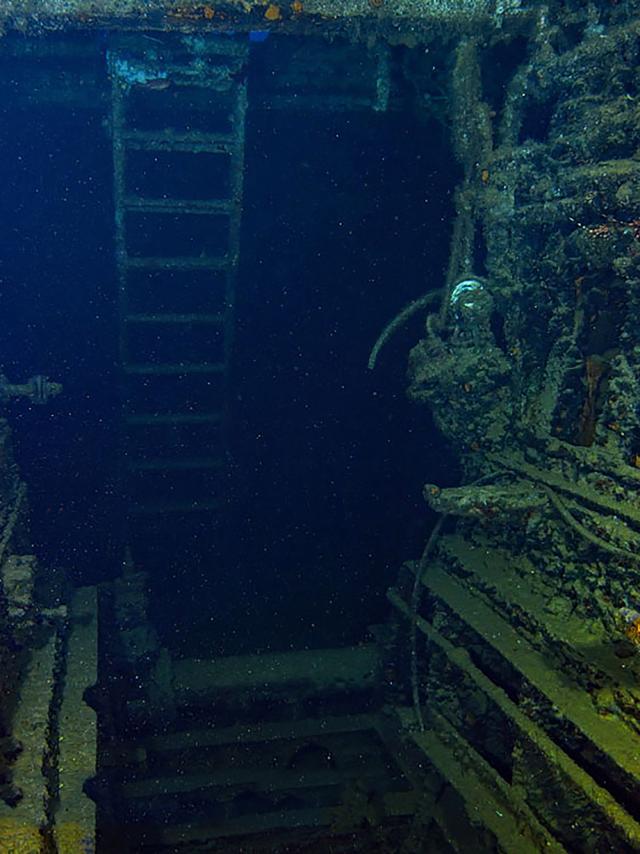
[{"xmin": 100, "ymin": 646, "xmax": 420, "ymax": 851}]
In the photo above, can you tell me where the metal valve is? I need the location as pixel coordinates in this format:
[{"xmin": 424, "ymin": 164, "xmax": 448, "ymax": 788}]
[{"xmin": 0, "ymin": 373, "xmax": 63, "ymax": 405}]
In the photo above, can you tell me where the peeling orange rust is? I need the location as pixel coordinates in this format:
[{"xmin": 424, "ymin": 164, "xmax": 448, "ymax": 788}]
[{"xmin": 264, "ymin": 3, "xmax": 282, "ymax": 21}]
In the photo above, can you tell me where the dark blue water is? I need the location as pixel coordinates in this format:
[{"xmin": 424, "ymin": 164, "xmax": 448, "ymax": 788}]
[{"xmin": 0, "ymin": 34, "xmax": 458, "ymax": 656}]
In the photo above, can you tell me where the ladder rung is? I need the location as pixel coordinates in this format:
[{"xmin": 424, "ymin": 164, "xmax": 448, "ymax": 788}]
[
  {"xmin": 191, "ymin": 39, "xmax": 248, "ymax": 57},
  {"xmin": 130, "ymin": 500, "xmax": 222, "ymax": 515},
  {"xmin": 124, "ymin": 363, "xmax": 225, "ymax": 376},
  {"xmin": 129, "ymin": 457, "xmax": 224, "ymax": 471},
  {"xmin": 125, "ymin": 413, "xmax": 222, "ymax": 426},
  {"xmin": 123, "ymin": 197, "xmax": 232, "ymax": 215},
  {"xmin": 122, "ymin": 130, "xmax": 235, "ymax": 153},
  {"xmin": 125, "ymin": 313, "xmax": 224, "ymax": 324},
  {"xmin": 125, "ymin": 256, "xmax": 229, "ymax": 271}
]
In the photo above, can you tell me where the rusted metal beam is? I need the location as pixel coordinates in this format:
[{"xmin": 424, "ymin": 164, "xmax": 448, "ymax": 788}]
[
  {"xmin": 54, "ymin": 587, "xmax": 98, "ymax": 854},
  {"xmin": 1, "ymin": 0, "xmax": 526, "ymax": 40}
]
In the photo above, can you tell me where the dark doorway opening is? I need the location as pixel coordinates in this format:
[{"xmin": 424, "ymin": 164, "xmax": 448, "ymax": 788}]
[
  {"xmin": 0, "ymin": 34, "xmax": 459, "ymax": 658},
  {"xmin": 148, "ymin": 57, "xmax": 459, "ymax": 656}
]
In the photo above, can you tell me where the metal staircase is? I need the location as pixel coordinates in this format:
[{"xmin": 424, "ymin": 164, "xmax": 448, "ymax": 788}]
[{"xmin": 108, "ymin": 36, "xmax": 248, "ymax": 517}]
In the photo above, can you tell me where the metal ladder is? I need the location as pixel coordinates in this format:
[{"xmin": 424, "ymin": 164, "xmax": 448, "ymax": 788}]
[{"xmin": 108, "ymin": 36, "xmax": 248, "ymax": 517}]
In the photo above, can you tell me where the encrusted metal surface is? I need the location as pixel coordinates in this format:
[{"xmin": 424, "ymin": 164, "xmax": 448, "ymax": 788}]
[
  {"xmin": 0, "ymin": 0, "xmax": 524, "ymax": 39},
  {"xmin": 54, "ymin": 587, "xmax": 98, "ymax": 854}
]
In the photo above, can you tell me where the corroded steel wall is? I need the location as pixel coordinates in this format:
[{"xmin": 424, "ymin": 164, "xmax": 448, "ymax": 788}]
[{"xmin": 1, "ymin": 0, "xmax": 517, "ymax": 38}]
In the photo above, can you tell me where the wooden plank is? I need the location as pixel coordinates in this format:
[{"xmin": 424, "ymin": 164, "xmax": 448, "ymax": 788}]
[
  {"xmin": 440, "ymin": 535, "xmax": 640, "ymax": 693},
  {"xmin": 172, "ymin": 645, "xmax": 378, "ymax": 700},
  {"xmin": 387, "ymin": 588, "xmax": 640, "ymax": 851},
  {"xmin": 53, "ymin": 587, "xmax": 98, "ymax": 854},
  {"xmin": 488, "ymin": 452, "xmax": 640, "ymax": 529},
  {"xmin": 122, "ymin": 761, "xmax": 396, "ymax": 801},
  {"xmin": 144, "ymin": 713, "xmax": 378, "ymax": 754},
  {"xmin": 395, "ymin": 707, "xmax": 566, "ymax": 854},
  {"xmin": 419, "ymin": 563, "xmax": 640, "ymax": 786},
  {"xmin": 152, "ymin": 792, "xmax": 417, "ymax": 846},
  {"xmin": 0, "ymin": 633, "xmax": 59, "ymax": 837},
  {"xmin": 0, "ymin": 482, "xmax": 26, "ymax": 567}
]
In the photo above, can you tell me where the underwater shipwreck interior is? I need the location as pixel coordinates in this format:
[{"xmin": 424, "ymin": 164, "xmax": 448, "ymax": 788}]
[{"xmin": 3, "ymin": 0, "xmax": 640, "ymax": 851}]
